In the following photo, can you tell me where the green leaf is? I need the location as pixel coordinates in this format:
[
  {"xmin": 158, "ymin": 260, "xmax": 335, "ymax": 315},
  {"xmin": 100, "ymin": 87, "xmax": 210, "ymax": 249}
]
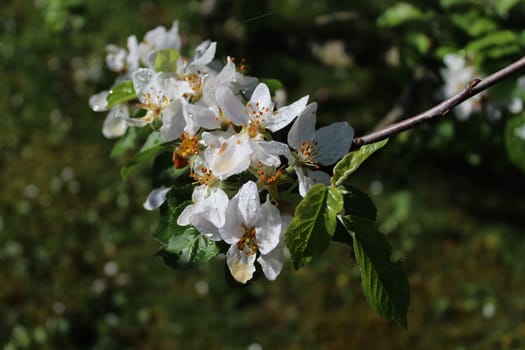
[
  {"xmin": 495, "ymin": 0, "xmax": 521, "ymax": 16},
  {"xmin": 332, "ymin": 139, "xmax": 388, "ymax": 186},
  {"xmin": 120, "ymin": 135, "xmax": 173, "ymax": 180},
  {"xmin": 284, "ymin": 184, "xmax": 343, "ymax": 269},
  {"xmin": 153, "ymin": 188, "xmax": 193, "ymax": 245},
  {"xmin": 166, "ymin": 231, "xmax": 219, "ymax": 264},
  {"xmin": 340, "ymin": 215, "xmax": 410, "ymax": 329},
  {"xmin": 407, "ymin": 33, "xmax": 430, "ymax": 54},
  {"xmin": 154, "ymin": 48, "xmax": 181, "ymax": 72},
  {"xmin": 451, "ymin": 11, "xmax": 497, "ymax": 37},
  {"xmin": 505, "ymin": 113, "xmax": 525, "ymax": 173},
  {"xmin": 333, "ymin": 186, "xmax": 377, "ymax": 246},
  {"xmin": 106, "ymin": 80, "xmax": 136, "ymax": 108},
  {"xmin": 439, "ymin": 0, "xmax": 471, "ymax": 7},
  {"xmin": 342, "ymin": 186, "xmax": 377, "ymax": 221},
  {"xmin": 152, "ymin": 152, "xmax": 189, "ymax": 188},
  {"xmin": 140, "ymin": 131, "xmax": 164, "ymax": 152},
  {"xmin": 377, "ymin": 3, "xmax": 425, "ymax": 28},
  {"xmin": 466, "ymin": 30, "xmax": 518, "ymax": 54},
  {"xmin": 154, "ymin": 188, "xmax": 218, "ymax": 266},
  {"xmin": 110, "ymin": 128, "xmax": 139, "ymax": 158}
]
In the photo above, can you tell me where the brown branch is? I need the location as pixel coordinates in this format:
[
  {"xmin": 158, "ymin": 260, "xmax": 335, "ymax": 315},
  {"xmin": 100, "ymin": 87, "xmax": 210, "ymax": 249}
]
[{"xmin": 351, "ymin": 55, "xmax": 525, "ymax": 149}]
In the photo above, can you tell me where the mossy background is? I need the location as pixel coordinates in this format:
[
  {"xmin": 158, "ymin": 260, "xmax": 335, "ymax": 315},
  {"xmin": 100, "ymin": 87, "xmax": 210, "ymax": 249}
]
[{"xmin": 2, "ymin": 0, "xmax": 525, "ymax": 349}]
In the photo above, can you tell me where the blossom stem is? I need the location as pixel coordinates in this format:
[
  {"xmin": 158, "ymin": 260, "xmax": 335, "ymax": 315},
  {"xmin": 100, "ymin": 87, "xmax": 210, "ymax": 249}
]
[{"xmin": 351, "ymin": 55, "xmax": 525, "ymax": 149}]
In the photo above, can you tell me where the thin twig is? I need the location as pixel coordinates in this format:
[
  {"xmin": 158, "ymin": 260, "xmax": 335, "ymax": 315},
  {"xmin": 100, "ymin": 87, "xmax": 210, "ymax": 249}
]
[{"xmin": 351, "ymin": 55, "xmax": 525, "ymax": 149}]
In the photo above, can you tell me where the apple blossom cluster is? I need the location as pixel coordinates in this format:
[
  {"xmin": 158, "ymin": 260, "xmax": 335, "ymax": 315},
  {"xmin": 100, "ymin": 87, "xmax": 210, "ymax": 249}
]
[{"xmin": 89, "ymin": 21, "xmax": 354, "ymax": 284}]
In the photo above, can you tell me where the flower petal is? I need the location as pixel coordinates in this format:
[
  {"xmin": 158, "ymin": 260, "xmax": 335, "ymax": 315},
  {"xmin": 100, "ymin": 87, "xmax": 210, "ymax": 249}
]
[
  {"xmin": 250, "ymin": 140, "xmax": 290, "ymax": 167},
  {"xmin": 160, "ymin": 101, "xmax": 185, "ymax": 142},
  {"xmin": 191, "ymin": 216, "xmax": 222, "ymax": 241},
  {"xmin": 226, "ymin": 244, "xmax": 256, "ymax": 284},
  {"xmin": 250, "ymin": 83, "xmax": 272, "ymax": 110},
  {"xmin": 315, "ymin": 121, "xmax": 354, "ymax": 165},
  {"xmin": 219, "ymin": 191, "xmax": 245, "ymax": 245},
  {"xmin": 237, "ymin": 181, "xmax": 261, "ymax": 228},
  {"xmin": 295, "ymin": 168, "xmax": 330, "ymax": 197},
  {"xmin": 216, "ymin": 85, "xmax": 248, "ymax": 125},
  {"xmin": 102, "ymin": 107, "xmax": 128, "ymax": 138},
  {"xmin": 132, "ymin": 68, "xmax": 154, "ymax": 97},
  {"xmin": 287, "ymin": 102, "xmax": 317, "ymax": 149},
  {"xmin": 205, "ymin": 133, "xmax": 251, "ymax": 179},
  {"xmin": 192, "ymin": 40, "xmax": 216, "ymax": 66},
  {"xmin": 258, "ymin": 248, "xmax": 285, "ymax": 281},
  {"xmin": 266, "ymin": 95, "xmax": 308, "ymax": 132},
  {"xmin": 184, "ymin": 102, "xmax": 221, "ymax": 131},
  {"xmin": 143, "ymin": 186, "xmax": 172, "ymax": 210},
  {"xmin": 89, "ymin": 91, "xmax": 109, "ymax": 112},
  {"xmin": 255, "ymin": 197, "xmax": 281, "ymax": 254},
  {"xmin": 200, "ymin": 188, "xmax": 229, "ymax": 228}
]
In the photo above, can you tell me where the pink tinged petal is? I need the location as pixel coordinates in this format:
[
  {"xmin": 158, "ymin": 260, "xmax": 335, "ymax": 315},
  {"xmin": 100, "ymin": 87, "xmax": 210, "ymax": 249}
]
[
  {"xmin": 287, "ymin": 102, "xmax": 317, "ymax": 149},
  {"xmin": 258, "ymin": 248, "xmax": 285, "ymax": 281},
  {"xmin": 315, "ymin": 121, "xmax": 354, "ymax": 165},
  {"xmin": 266, "ymin": 95, "xmax": 309, "ymax": 133},
  {"xmin": 226, "ymin": 245, "xmax": 257, "ymax": 284},
  {"xmin": 250, "ymin": 83, "xmax": 272, "ymax": 110},
  {"xmin": 237, "ymin": 181, "xmax": 261, "ymax": 228},
  {"xmin": 132, "ymin": 68, "xmax": 154, "ymax": 97},
  {"xmin": 255, "ymin": 198, "xmax": 281, "ymax": 254},
  {"xmin": 102, "ymin": 108, "xmax": 128, "ymax": 138},
  {"xmin": 89, "ymin": 91, "xmax": 109, "ymax": 112},
  {"xmin": 143, "ymin": 186, "xmax": 172, "ymax": 210},
  {"xmin": 215, "ymin": 85, "xmax": 248, "ymax": 125}
]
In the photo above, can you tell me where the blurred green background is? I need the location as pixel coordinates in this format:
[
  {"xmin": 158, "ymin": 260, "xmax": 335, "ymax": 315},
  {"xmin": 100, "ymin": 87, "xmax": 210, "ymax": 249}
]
[{"xmin": 2, "ymin": 0, "xmax": 525, "ymax": 349}]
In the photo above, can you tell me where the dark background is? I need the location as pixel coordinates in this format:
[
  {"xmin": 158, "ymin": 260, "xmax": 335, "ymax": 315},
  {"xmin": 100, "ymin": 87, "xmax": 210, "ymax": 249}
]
[{"xmin": 2, "ymin": 0, "xmax": 525, "ymax": 348}]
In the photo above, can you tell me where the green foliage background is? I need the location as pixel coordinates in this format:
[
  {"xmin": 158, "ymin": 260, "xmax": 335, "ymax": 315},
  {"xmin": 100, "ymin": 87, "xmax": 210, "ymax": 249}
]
[{"xmin": 2, "ymin": 0, "xmax": 525, "ymax": 348}]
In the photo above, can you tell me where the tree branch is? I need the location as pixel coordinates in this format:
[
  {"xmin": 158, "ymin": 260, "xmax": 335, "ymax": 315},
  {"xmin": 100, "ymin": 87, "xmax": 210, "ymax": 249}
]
[{"xmin": 351, "ymin": 55, "xmax": 525, "ymax": 149}]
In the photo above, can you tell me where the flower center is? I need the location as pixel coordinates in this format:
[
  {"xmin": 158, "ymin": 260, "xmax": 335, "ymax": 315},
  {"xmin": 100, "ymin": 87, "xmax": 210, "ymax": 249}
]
[
  {"xmin": 243, "ymin": 101, "xmax": 269, "ymax": 139},
  {"xmin": 173, "ymin": 132, "xmax": 200, "ymax": 168},
  {"xmin": 297, "ymin": 140, "xmax": 320, "ymax": 168},
  {"xmin": 137, "ymin": 91, "xmax": 170, "ymax": 123},
  {"xmin": 191, "ymin": 166, "xmax": 218, "ymax": 187},
  {"xmin": 237, "ymin": 226, "xmax": 258, "ymax": 257},
  {"xmin": 257, "ymin": 161, "xmax": 283, "ymax": 186},
  {"xmin": 183, "ymin": 73, "xmax": 203, "ymax": 102}
]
